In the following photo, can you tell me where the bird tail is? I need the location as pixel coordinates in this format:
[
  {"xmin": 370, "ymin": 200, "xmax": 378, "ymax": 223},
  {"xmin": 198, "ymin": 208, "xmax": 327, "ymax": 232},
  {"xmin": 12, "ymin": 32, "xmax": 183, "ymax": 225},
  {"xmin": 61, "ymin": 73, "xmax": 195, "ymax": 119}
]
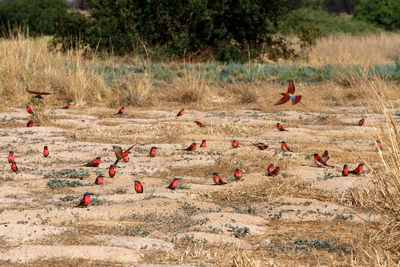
[
  {"xmin": 85, "ymin": 162, "xmax": 90, "ymax": 167},
  {"xmin": 114, "ymin": 158, "xmax": 121, "ymax": 165}
]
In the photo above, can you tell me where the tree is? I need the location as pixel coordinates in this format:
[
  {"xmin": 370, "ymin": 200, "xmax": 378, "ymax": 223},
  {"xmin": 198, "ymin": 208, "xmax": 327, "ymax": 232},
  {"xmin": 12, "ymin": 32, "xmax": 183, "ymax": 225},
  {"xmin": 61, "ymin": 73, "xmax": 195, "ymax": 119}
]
[
  {"xmin": 52, "ymin": 0, "xmax": 319, "ymax": 61},
  {"xmin": 0, "ymin": 0, "xmax": 70, "ymax": 36},
  {"xmin": 354, "ymin": 0, "xmax": 400, "ymax": 30}
]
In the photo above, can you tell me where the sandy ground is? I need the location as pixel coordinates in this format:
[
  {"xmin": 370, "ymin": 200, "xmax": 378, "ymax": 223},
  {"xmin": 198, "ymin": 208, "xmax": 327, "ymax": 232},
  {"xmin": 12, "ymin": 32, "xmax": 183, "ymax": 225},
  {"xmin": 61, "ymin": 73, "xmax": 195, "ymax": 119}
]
[{"xmin": 0, "ymin": 106, "xmax": 382, "ymax": 266}]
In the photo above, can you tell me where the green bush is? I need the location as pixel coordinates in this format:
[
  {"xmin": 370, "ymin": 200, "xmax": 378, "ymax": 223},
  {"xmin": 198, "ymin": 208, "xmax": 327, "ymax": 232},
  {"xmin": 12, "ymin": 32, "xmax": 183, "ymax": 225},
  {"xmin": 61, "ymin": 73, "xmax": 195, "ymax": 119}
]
[
  {"xmin": 354, "ymin": 0, "xmax": 400, "ymax": 30},
  {"xmin": 52, "ymin": 0, "xmax": 320, "ymax": 61},
  {"xmin": 0, "ymin": 0, "xmax": 70, "ymax": 37}
]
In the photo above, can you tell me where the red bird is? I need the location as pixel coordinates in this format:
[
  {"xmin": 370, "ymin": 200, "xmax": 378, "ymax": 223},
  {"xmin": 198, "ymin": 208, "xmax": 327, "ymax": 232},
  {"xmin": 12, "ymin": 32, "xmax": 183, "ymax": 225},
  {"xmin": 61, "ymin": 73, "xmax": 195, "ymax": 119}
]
[
  {"xmin": 200, "ymin": 140, "xmax": 206, "ymax": 148},
  {"xmin": 149, "ymin": 146, "xmax": 159, "ymax": 157},
  {"xmin": 185, "ymin": 142, "xmax": 197, "ymax": 151},
  {"xmin": 194, "ymin": 121, "xmax": 205, "ymax": 127},
  {"xmin": 234, "ymin": 168, "xmax": 242, "ymax": 180},
  {"xmin": 176, "ymin": 109, "xmax": 184, "ymax": 116},
  {"xmin": 275, "ymin": 80, "xmax": 302, "ymax": 105},
  {"xmin": 212, "ymin": 172, "xmax": 226, "ymax": 185},
  {"xmin": 271, "ymin": 166, "xmax": 280, "ymax": 176},
  {"xmin": 113, "ymin": 144, "xmax": 136, "ymax": 165},
  {"xmin": 167, "ymin": 177, "xmax": 181, "ymax": 190},
  {"xmin": 358, "ymin": 118, "xmax": 365, "ymax": 126},
  {"xmin": 27, "ymin": 90, "xmax": 51, "ymax": 99},
  {"xmin": 115, "ymin": 106, "xmax": 125, "ymax": 115},
  {"xmin": 376, "ymin": 140, "xmax": 382, "ymax": 150},
  {"xmin": 276, "ymin": 123, "xmax": 287, "ymax": 131},
  {"xmin": 26, "ymin": 105, "xmax": 34, "ymax": 114},
  {"xmin": 267, "ymin": 164, "xmax": 275, "ymax": 176},
  {"xmin": 350, "ymin": 164, "xmax": 364, "ymax": 175},
  {"xmin": 254, "ymin": 142, "xmax": 269, "ymax": 150},
  {"xmin": 11, "ymin": 161, "xmax": 18, "ymax": 172},
  {"xmin": 62, "ymin": 103, "xmax": 71, "ymax": 110},
  {"xmin": 232, "ymin": 139, "xmax": 239, "ymax": 148},
  {"xmin": 342, "ymin": 164, "xmax": 349, "ymax": 176},
  {"xmin": 75, "ymin": 192, "xmax": 91, "ymax": 207},
  {"xmin": 85, "ymin": 157, "xmax": 101, "ymax": 167},
  {"xmin": 281, "ymin": 141, "xmax": 291, "ymax": 152},
  {"xmin": 8, "ymin": 151, "xmax": 14, "ymax": 163},
  {"xmin": 322, "ymin": 150, "xmax": 329, "ymax": 163},
  {"xmin": 27, "ymin": 120, "xmax": 33, "ymax": 127},
  {"xmin": 314, "ymin": 153, "xmax": 334, "ymax": 168},
  {"xmin": 134, "ymin": 180, "xmax": 143, "ymax": 193},
  {"xmin": 43, "ymin": 146, "xmax": 49, "ymax": 157},
  {"xmin": 109, "ymin": 164, "xmax": 115, "ymax": 178},
  {"xmin": 95, "ymin": 174, "xmax": 104, "ymax": 185}
]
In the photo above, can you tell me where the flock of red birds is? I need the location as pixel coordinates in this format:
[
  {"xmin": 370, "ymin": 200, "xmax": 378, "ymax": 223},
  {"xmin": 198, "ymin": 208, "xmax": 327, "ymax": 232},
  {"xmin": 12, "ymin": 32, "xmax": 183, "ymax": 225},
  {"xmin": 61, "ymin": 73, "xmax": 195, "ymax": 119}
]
[{"xmin": 8, "ymin": 84, "xmax": 376, "ymax": 207}]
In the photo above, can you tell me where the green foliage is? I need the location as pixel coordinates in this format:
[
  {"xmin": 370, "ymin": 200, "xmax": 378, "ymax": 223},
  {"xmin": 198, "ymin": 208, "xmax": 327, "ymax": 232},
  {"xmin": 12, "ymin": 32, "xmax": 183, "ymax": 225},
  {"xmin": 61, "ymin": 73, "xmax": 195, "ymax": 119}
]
[
  {"xmin": 354, "ymin": 0, "xmax": 400, "ymax": 30},
  {"xmin": 0, "ymin": 0, "xmax": 69, "ymax": 37},
  {"xmin": 279, "ymin": 7, "xmax": 381, "ymax": 36},
  {"xmin": 52, "ymin": 0, "xmax": 323, "ymax": 61}
]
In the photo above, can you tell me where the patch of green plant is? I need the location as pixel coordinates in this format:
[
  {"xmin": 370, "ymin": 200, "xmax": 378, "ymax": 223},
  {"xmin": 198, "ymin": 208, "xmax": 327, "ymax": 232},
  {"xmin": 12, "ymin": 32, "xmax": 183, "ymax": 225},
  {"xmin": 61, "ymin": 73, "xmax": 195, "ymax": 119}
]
[
  {"xmin": 47, "ymin": 179, "xmax": 93, "ymax": 189},
  {"xmin": 225, "ymin": 224, "xmax": 250, "ymax": 239},
  {"xmin": 44, "ymin": 169, "xmax": 90, "ymax": 179},
  {"xmin": 334, "ymin": 214, "xmax": 354, "ymax": 220}
]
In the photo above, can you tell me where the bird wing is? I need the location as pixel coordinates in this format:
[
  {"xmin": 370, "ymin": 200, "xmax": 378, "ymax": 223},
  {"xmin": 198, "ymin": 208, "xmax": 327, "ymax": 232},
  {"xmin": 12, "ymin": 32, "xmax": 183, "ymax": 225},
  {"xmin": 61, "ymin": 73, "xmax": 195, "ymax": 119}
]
[
  {"xmin": 27, "ymin": 90, "xmax": 40, "ymax": 94},
  {"xmin": 113, "ymin": 145, "xmax": 124, "ymax": 158},
  {"xmin": 287, "ymin": 80, "xmax": 295, "ymax": 94},
  {"xmin": 275, "ymin": 95, "xmax": 290, "ymax": 105},
  {"xmin": 292, "ymin": 95, "xmax": 302, "ymax": 105},
  {"xmin": 124, "ymin": 144, "xmax": 137, "ymax": 152}
]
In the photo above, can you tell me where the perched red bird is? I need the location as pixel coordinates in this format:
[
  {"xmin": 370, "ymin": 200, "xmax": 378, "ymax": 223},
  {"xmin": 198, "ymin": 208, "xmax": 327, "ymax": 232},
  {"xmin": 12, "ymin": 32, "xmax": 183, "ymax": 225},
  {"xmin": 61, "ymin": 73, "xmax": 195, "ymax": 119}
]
[
  {"xmin": 267, "ymin": 164, "xmax": 275, "ymax": 176},
  {"xmin": 200, "ymin": 140, "xmax": 206, "ymax": 148},
  {"xmin": 376, "ymin": 140, "xmax": 382, "ymax": 151},
  {"xmin": 212, "ymin": 172, "xmax": 226, "ymax": 185},
  {"xmin": 134, "ymin": 180, "xmax": 143, "ymax": 193},
  {"xmin": 232, "ymin": 139, "xmax": 239, "ymax": 148},
  {"xmin": 350, "ymin": 164, "xmax": 364, "ymax": 175},
  {"xmin": 8, "ymin": 151, "xmax": 14, "ymax": 163},
  {"xmin": 115, "ymin": 106, "xmax": 125, "ymax": 115},
  {"xmin": 27, "ymin": 90, "xmax": 51, "ymax": 99},
  {"xmin": 314, "ymin": 153, "xmax": 334, "ymax": 168},
  {"xmin": 275, "ymin": 80, "xmax": 302, "ymax": 105},
  {"xmin": 358, "ymin": 118, "xmax": 365, "ymax": 126},
  {"xmin": 62, "ymin": 103, "xmax": 71, "ymax": 110},
  {"xmin": 149, "ymin": 146, "xmax": 159, "ymax": 157},
  {"xmin": 113, "ymin": 144, "xmax": 136, "ymax": 165},
  {"xmin": 322, "ymin": 150, "xmax": 329, "ymax": 163},
  {"xmin": 176, "ymin": 109, "xmax": 184, "ymax": 116},
  {"xmin": 254, "ymin": 142, "xmax": 269, "ymax": 150},
  {"xmin": 26, "ymin": 105, "xmax": 34, "ymax": 114},
  {"xmin": 194, "ymin": 121, "xmax": 205, "ymax": 127},
  {"xmin": 85, "ymin": 156, "xmax": 101, "ymax": 167},
  {"xmin": 43, "ymin": 146, "xmax": 49, "ymax": 157},
  {"xmin": 167, "ymin": 177, "xmax": 181, "ymax": 190},
  {"xmin": 95, "ymin": 174, "xmax": 104, "ymax": 185},
  {"xmin": 75, "ymin": 192, "xmax": 91, "ymax": 207},
  {"xmin": 276, "ymin": 123, "xmax": 287, "ymax": 131},
  {"xmin": 271, "ymin": 166, "xmax": 280, "ymax": 176},
  {"xmin": 109, "ymin": 164, "xmax": 116, "ymax": 178},
  {"xmin": 11, "ymin": 161, "xmax": 18, "ymax": 172},
  {"xmin": 342, "ymin": 164, "xmax": 349, "ymax": 176},
  {"xmin": 281, "ymin": 141, "xmax": 291, "ymax": 152},
  {"xmin": 185, "ymin": 142, "xmax": 197, "ymax": 151},
  {"xmin": 234, "ymin": 168, "xmax": 242, "ymax": 179},
  {"xmin": 27, "ymin": 120, "xmax": 34, "ymax": 127}
]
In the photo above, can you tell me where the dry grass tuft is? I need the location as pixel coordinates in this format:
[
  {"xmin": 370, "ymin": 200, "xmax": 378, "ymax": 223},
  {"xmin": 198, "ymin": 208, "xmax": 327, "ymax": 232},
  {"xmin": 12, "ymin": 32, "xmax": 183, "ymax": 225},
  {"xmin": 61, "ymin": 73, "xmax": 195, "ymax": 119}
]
[{"xmin": 205, "ymin": 177, "xmax": 341, "ymax": 205}]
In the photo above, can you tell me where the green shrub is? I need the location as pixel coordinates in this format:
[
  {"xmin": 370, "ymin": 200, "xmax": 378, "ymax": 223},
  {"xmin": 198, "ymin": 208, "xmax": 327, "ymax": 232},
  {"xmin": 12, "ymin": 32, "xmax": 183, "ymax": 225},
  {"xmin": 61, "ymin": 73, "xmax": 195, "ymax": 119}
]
[{"xmin": 354, "ymin": 0, "xmax": 400, "ymax": 30}]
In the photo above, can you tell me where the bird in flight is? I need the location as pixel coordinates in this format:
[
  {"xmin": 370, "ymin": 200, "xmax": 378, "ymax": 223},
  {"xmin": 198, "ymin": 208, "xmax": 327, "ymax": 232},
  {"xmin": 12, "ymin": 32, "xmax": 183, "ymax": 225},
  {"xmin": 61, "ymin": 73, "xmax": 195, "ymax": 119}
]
[
  {"xmin": 27, "ymin": 90, "xmax": 51, "ymax": 99},
  {"xmin": 275, "ymin": 80, "xmax": 302, "ymax": 106},
  {"xmin": 113, "ymin": 144, "xmax": 136, "ymax": 164}
]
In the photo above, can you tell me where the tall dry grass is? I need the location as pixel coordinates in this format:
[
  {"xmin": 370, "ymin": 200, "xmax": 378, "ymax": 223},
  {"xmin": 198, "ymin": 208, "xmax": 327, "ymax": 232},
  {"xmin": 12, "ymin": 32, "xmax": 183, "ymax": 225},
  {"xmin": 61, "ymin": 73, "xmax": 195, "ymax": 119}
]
[
  {"xmin": 304, "ymin": 33, "xmax": 400, "ymax": 66},
  {"xmin": 347, "ymin": 77, "xmax": 400, "ymax": 263}
]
